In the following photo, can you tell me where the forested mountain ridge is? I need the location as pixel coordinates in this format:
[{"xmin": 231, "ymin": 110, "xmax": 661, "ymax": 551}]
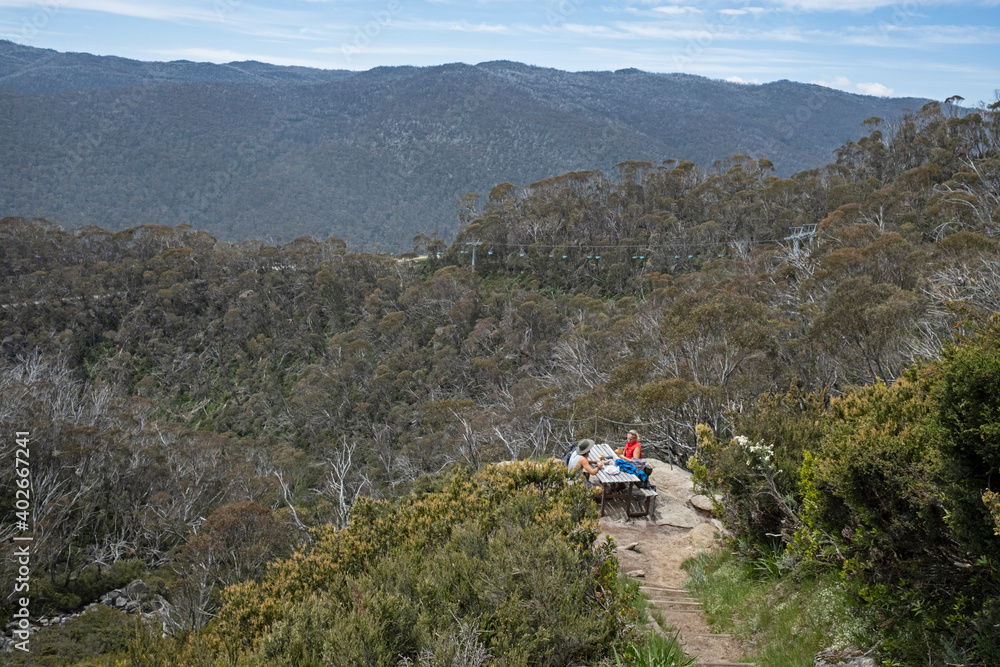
[
  {"xmin": 0, "ymin": 39, "xmax": 354, "ymax": 91},
  {"xmin": 1, "ymin": 98, "xmax": 999, "ymax": 664},
  {"xmin": 0, "ymin": 39, "xmax": 937, "ymax": 249}
]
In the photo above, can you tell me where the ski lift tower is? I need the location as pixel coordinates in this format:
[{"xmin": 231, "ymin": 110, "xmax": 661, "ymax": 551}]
[
  {"xmin": 465, "ymin": 240, "xmax": 483, "ymax": 271},
  {"xmin": 785, "ymin": 224, "xmax": 817, "ymax": 256}
]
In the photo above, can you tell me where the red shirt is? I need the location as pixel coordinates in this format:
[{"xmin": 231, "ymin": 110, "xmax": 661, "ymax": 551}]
[{"xmin": 624, "ymin": 440, "xmax": 641, "ymax": 459}]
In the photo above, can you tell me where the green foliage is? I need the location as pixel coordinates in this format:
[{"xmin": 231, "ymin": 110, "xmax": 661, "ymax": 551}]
[
  {"xmin": 181, "ymin": 501, "xmax": 297, "ymax": 587},
  {"xmin": 2, "ymin": 560, "xmax": 149, "ymax": 624},
  {"xmin": 120, "ymin": 616, "xmax": 223, "ymax": 667},
  {"xmin": 931, "ymin": 318, "xmax": 1000, "ymax": 554},
  {"xmin": 3, "ymin": 606, "xmax": 134, "ymax": 667},
  {"xmin": 984, "ymin": 491, "xmax": 1000, "ymax": 537},
  {"xmin": 809, "ymin": 343, "xmax": 1000, "ymax": 664},
  {"xmin": 811, "ymin": 378, "xmax": 946, "ymax": 566},
  {"xmin": 715, "ymin": 319, "xmax": 1000, "ymax": 665},
  {"xmin": 2, "ymin": 94, "xmax": 1000, "ymax": 663},
  {"xmin": 690, "ymin": 388, "xmax": 819, "ymax": 556},
  {"xmin": 613, "ymin": 632, "xmax": 695, "ymax": 667},
  {"xmin": 186, "ymin": 459, "xmax": 640, "ymax": 665},
  {"xmin": 810, "ymin": 276, "xmax": 924, "ymax": 384},
  {"xmin": 683, "ymin": 549, "xmax": 871, "ymax": 667}
]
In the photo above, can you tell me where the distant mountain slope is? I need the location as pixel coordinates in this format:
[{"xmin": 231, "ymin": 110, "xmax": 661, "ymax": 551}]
[
  {"xmin": 0, "ymin": 40, "xmax": 933, "ymax": 249},
  {"xmin": 0, "ymin": 40, "xmax": 352, "ymax": 92}
]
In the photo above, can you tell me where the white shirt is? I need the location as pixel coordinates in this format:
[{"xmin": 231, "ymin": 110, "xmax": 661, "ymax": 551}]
[{"xmin": 568, "ymin": 450, "xmax": 590, "ymax": 475}]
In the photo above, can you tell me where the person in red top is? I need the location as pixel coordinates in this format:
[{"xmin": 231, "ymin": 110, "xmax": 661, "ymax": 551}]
[{"xmin": 616, "ymin": 430, "xmax": 642, "ymax": 460}]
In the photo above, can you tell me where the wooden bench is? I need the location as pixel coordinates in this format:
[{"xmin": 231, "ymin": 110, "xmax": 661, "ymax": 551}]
[{"xmin": 628, "ymin": 486, "xmax": 658, "ymax": 518}]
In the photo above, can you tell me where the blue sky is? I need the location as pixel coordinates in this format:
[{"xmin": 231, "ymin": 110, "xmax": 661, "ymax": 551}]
[{"xmin": 1, "ymin": 0, "xmax": 997, "ymax": 103}]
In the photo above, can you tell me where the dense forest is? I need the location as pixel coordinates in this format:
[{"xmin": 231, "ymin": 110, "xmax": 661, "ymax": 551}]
[
  {"xmin": 0, "ymin": 39, "xmax": 935, "ymax": 249},
  {"xmin": 1, "ymin": 97, "xmax": 1000, "ymax": 664}
]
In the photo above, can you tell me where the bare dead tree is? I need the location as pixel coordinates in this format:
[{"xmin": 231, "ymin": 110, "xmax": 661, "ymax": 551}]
[
  {"xmin": 549, "ymin": 333, "xmax": 609, "ymax": 390},
  {"xmin": 931, "ymin": 158, "xmax": 999, "ymax": 232},
  {"xmin": 274, "ymin": 470, "xmax": 312, "ymax": 543},
  {"xmin": 313, "ymin": 437, "xmax": 372, "ymax": 529}
]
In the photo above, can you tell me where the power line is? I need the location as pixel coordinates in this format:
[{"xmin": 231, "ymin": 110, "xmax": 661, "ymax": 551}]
[
  {"xmin": 453, "ymin": 238, "xmax": 787, "ymax": 250},
  {"xmin": 440, "ymin": 242, "xmax": 780, "ymax": 262},
  {"xmin": 540, "ymin": 414, "xmax": 680, "ymax": 427}
]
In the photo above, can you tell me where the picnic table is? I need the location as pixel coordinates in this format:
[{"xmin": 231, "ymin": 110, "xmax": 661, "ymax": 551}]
[{"xmin": 587, "ymin": 443, "xmax": 657, "ymax": 518}]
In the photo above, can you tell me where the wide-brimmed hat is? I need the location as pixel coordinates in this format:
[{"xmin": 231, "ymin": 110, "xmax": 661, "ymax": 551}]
[{"xmin": 577, "ymin": 438, "xmax": 595, "ymax": 455}]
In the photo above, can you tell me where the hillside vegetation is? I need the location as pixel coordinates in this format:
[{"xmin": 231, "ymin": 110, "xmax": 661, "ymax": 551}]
[
  {"xmin": 692, "ymin": 316, "xmax": 1000, "ymax": 665},
  {"xmin": 1, "ymin": 97, "xmax": 999, "ymax": 664},
  {"xmin": 0, "ymin": 39, "xmax": 935, "ymax": 249}
]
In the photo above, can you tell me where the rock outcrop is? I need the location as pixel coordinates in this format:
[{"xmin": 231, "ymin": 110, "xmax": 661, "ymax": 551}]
[
  {"xmin": 814, "ymin": 647, "xmax": 876, "ymax": 667},
  {"xmin": 1, "ymin": 579, "xmax": 173, "ymax": 653}
]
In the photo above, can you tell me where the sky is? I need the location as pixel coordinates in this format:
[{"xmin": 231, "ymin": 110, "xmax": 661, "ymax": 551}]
[{"xmin": 0, "ymin": 0, "xmax": 998, "ymax": 104}]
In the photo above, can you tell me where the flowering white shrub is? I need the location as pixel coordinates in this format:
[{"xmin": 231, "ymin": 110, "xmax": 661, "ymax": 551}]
[{"xmin": 735, "ymin": 435, "xmax": 775, "ymax": 471}]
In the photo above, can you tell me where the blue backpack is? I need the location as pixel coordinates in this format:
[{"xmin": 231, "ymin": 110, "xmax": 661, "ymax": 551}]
[{"xmin": 615, "ymin": 459, "xmax": 647, "ymax": 484}]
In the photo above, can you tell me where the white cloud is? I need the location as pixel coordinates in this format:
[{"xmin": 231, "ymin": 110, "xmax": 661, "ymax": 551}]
[
  {"xmin": 603, "ymin": 21, "xmax": 742, "ymax": 40},
  {"xmin": 0, "ymin": 0, "xmax": 217, "ymax": 22},
  {"xmin": 909, "ymin": 24, "xmax": 1000, "ymax": 44},
  {"xmin": 651, "ymin": 5, "xmax": 701, "ymax": 15},
  {"xmin": 394, "ymin": 19, "xmax": 515, "ymax": 34},
  {"xmin": 755, "ymin": 26, "xmax": 807, "ymax": 41},
  {"xmin": 726, "ymin": 75, "xmax": 760, "ymax": 83},
  {"xmin": 577, "ymin": 44, "xmax": 832, "ymax": 75},
  {"xmin": 836, "ymin": 23, "xmax": 1000, "ymax": 48},
  {"xmin": 0, "ymin": 0, "xmax": 327, "ymax": 42},
  {"xmin": 561, "ymin": 23, "xmax": 627, "ymax": 38},
  {"xmin": 857, "ymin": 81, "xmax": 894, "ymax": 96},
  {"xmin": 766, "ymin": 0, "xmax": 908, "ymax": 10},
  {"xmin": 811, "ymin": 75, "xmax": 852, "ymax": 88},
  {"xmin": 558, "ymin": 21, "xmax": 811, "ymax": 44},
  {"xmin": 720, "ymin": 7, "xmax": 766, "ymax": 16}
]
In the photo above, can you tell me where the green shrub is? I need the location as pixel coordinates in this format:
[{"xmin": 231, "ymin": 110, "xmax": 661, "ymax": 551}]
[
  {"xmin": 804, "ymin": 333, "xmax": 1000, "ymax": 665},
  {"xmin": 3, "ymin": 606, "xmax": 134, "ymax": 667},
  {"xmin": 689, "ymin": 385, "xmax": 826, "ymax": 557},
  {"xmin": 6, "ymin": 559, "xmax": 151, "ymax": 624},
  {"xmin": 984, "ymin": 490, "xmax": 1000, "ymax": 536},
  {"xmin": 715, "ymin": 317, "xmax": 1000, "ymax": 665},
  {"xmin": 931, "ymin": 318, "xmax": 1000, "ymax": 555},
  {"xmin": 805, "ymin": 377, "xmax": 948, "ymax": 570},
  {"xmin": 169, "ymin": 459, "xmax": 641, "ymax": 665},
  {"xmin": 613, "ymin": 632, "xmax": 694, "ymax": 667},
  {"xmin": 683, "ymin": 550, "xmax": 872, "ymax": 667}
]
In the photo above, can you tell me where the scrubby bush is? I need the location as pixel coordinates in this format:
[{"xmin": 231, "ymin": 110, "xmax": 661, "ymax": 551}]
[
  {"xmin": 146, "ymin": 459, "xmax": 640, "ymax": 666},
  {"xmin": 613, "ymin": 632, "xmax": 694, "ymax": 667},
  {"xmin": 9, "ymin": 559, "xmax": 151, "ymax": 622},
  {"xmin": 694, "ymin": 318, "xmax": 1000, "ymax": 665},
  {"xmin": 930, "ymin": 319, "xmax": 1000, "ymax": 556},
  {"xmin": 4, "ymin": 606, "xmax": 133, "ymax": 667},
  {"xmin": 690, "ymin": 385, "xmax": 825, "ymax": 558},
  {"xmin": 984, "ymin": 490, "xmax": 1000, "ymax": 536},
  {"xmin": 804, "ymin": 377, "xmax": 947, "ymax": 568},
  {"xmin": 683, "ymin": 549, "xmax": 877, "ymax": 666}
]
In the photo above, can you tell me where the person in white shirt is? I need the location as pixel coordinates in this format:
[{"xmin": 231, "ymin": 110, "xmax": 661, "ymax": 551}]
[{"xmin": 568, "ymin": 438, "xmax": 605, "ymax": 497}]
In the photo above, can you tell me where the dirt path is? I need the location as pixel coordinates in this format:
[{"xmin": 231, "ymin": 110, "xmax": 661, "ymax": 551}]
[{"xmin": 598, "ymin": 459, "xmax": 753, "ymax": 666}]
